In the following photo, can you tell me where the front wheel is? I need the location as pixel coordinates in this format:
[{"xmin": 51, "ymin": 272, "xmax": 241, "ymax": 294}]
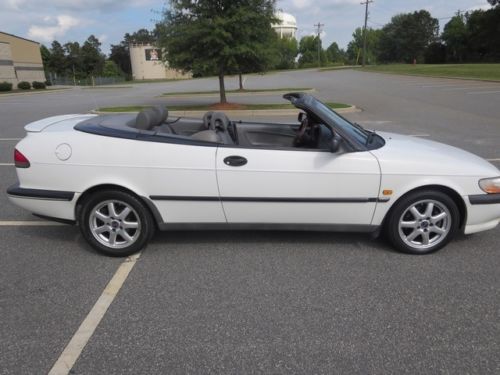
[
  {"xmin": 79, "ymin": 190, "xmax": 154, "ymax": 257},
  {"xmin": 386, "ymin": 190, "xmax": 460, "ymax": 254}
]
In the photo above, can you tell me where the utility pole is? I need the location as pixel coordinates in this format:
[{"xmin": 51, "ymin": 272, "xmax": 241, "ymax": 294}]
[
  {"xmin": 361, "ymin": 0, "xmax": 373, "ymax": 67},
  {"xmin": 314, "ymin": 22, "xmax": 324, "ymax": 67}
]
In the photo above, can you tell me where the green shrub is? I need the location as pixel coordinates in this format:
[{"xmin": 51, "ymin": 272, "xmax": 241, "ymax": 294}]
[
  {"xmin": 45, "ymin": 80, "xmax": 52, "ymax": 86},
  {"xmin": 17, "ymin": 81, "xmax": 31, "ymax": 90},
  {"xmin": 32, "ymin": 81, "xmax": 46, "ymax": 89},
  {"xmin": 0, "ymin": 81, "xmax": 13, "ymax": 92}
]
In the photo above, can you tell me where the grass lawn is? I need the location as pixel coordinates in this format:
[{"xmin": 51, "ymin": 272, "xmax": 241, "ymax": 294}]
[
  {"xmin": 97, "ymin": 102, "xmax": 351, "ymax": 113},
  {"xmin": 161, "ymin": 87, "xmax": 313, "ymax": 96},
  {"xmin": 361, "ymin": 64, "xmax": 500, "ymax": 81}
]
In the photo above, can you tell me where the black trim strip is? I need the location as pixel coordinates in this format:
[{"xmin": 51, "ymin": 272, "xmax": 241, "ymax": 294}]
[
  {"xmin": 0, "ymin": 59, "xmax": 14, "ymax": 66},
  {"xmin": 150, "ymin": 195, "xmax": 389, "ymax": 203},
  {"xmin": 7, "ymin": 183, "xmax": 74, "ymax": 201},
  {"xmin": 469, "ymin": 193, "xmax": 500, "ymax": 205},
  {"xmin": 158, "ymin": 222, "xmax": 379, "ymax": 232},
  {"xmin": 14, "ymin": 66, "xmax": 44, "ymax": 71}
]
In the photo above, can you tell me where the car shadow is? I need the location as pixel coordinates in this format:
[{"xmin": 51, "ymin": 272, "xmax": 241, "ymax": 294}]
[{"xmin": 150, "ymin": 229, "xmax": 394, "ymax": 254}]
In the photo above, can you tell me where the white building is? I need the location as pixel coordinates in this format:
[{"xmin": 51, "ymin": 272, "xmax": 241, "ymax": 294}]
[
  {"xmin": 272, "ymin": 12, "xmax": 298, "ymax": 39},
  {"xmin": 129, "ymin": 43, "xmax": 190, "ymax": 81}
]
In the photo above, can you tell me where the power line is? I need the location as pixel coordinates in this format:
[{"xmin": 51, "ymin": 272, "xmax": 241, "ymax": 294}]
[
  {"xmin": 361, "ymin": 0, "xmax": 373, "ymax": 67},
  {"xmin": 314, "ymin": 22, "xmax": 324, "ymax": 67}
]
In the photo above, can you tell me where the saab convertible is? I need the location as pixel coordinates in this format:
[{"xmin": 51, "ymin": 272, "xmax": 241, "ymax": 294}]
[{"xmin": 7, "ymin": 93, "xmax": 500, "ymax": 256}]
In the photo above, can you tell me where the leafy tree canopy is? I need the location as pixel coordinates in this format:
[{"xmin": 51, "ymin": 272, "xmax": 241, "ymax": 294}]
[
  {"xmin": 378, "ymin": 10, "xmax": 439, "ymax": 63},
  {"xmin": 158, "ymin": 0, "xmax": 277, "ymax": 103}
]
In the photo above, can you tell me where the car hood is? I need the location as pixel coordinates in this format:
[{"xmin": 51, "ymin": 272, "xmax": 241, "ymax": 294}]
[{"xmin": 371, "ymin": 131, "xmax": 499, "ymax": 177}]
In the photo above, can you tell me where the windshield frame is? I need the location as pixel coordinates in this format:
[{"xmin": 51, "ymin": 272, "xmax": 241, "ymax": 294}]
[{"xmin": 284, "ymin": 92, "xmax": 370, "ymax": 151}]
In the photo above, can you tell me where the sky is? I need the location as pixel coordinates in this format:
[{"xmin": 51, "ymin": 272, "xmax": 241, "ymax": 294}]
[{"xmin": 0, "ymin": 0, "xmax": 494, "ymax": 55}]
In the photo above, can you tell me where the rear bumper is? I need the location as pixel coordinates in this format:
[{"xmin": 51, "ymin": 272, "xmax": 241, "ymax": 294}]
[
  {"xmin": 7, "ymin": 183, "xmax": 78, "ymax": 221},
  {"xmin": 7, "ymin": 183, "xmax": 74, "ymax": 201}
]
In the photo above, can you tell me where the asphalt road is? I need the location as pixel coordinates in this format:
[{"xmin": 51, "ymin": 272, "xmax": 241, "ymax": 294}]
[{"xmin": 0, "ymin": 69, "xmax": 499, "ymax": 374}]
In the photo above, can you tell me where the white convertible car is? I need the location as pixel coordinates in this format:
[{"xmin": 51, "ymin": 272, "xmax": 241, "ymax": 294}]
[{"xmin": 7, "ymin": 93, "xmax": 500, "ymax": 256}]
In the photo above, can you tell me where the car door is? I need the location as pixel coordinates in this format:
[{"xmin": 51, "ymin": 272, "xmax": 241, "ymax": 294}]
[{"xmin": 216, "ymin": 146, "xmax": 381, "ymax": 226}]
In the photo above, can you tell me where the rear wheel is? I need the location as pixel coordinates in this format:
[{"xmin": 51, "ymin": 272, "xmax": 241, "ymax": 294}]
[
  {"xmin": 386, "ymin": 190, "xmax": 460, "ymax": 254},
  {"xmin": 79, "ymin": 190, "xmax": 154, "ymax": 257}
]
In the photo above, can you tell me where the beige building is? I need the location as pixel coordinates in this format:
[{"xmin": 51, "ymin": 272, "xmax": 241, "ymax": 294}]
[
  {"xmin": 0, "ymin": 32, "xmax": 46, "ymax": 85},
  {"xmin": 129, "ymin": 43, "xmax": 190, "ymax": 80}
]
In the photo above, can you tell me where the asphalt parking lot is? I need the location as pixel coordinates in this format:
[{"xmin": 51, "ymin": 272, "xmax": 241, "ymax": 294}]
[{"xmin": 1, "ymin": 69, "xmax": 499, "ymax": 374}]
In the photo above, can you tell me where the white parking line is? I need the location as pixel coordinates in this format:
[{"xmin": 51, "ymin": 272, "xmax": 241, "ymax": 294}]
[
  {"xmin": 0, "ymin": 221, "xmax": 64, "ymax": 226},
  {"xmin": 0, "ymin": 163, "xmax": 14, "ymax": 166},
  {"xmin": 420, "ymin": 84, "xmax": 465, "ymax": 88},
  {"xmin": 48, "ymin": 253, "xmax": 141, "ymax": 375},
  {"xmin": 487, "ymin": 158, "xmax": 500, "ymax": 162},
  {"xmin": 442, "ymin": 86, "xmax": 497, "ymax": 92},
  {"xmin": 467, "ymin": 90, "xmax": 500, "ymax": 95},
  {"xmin": 0, "ymin": 138, "xmax": 21, "ymax": 141},
  {"xmin": 408, "ymin": 134, "xmax": 430, "ymax": 137}
]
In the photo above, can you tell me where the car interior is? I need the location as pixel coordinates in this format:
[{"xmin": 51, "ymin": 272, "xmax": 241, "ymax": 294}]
[{"xmin": 123, "ymin": 105, "xmax": 336, "ymax": 150}]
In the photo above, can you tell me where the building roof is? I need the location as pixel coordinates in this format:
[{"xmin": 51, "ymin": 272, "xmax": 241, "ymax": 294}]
[{"xmin": 0, "ymin": 31, "xmax": 40, "ymax": 45}]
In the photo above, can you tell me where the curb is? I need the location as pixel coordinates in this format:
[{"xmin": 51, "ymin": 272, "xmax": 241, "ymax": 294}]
[
  {"xmin": 358, "ymin": 70, "xmax": 500, "ymax": 84},
  {"xmin": 92, "ymin": 106, "xmax": 359, "ymax": 117},
  {"xmin": 159, "ymin": 89, "xmax": 316, "ymax": 99},
  {"xmin": 0, "ymin": 88, "xmax": 71, "ymax": 98}
]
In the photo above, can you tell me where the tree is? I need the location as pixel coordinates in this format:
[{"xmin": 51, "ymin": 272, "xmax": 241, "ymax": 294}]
[
  {"xmin": 298, "ymin": 35, "xmax": 326, "ymax": 67},
  {"xmin": 271, "ymin": 35, "xmax": 298, "ymax": 69},
  {"xmin": 158, "ymin": 0, "xmax": 277, "ymax": 103},
  {"xmin": 81, "ymin": 35, "xmax": 105, "ymax": 76},
  {"xmin": 48, "ymin": 41, "xmax": 66, "ymax": 75},
  {"xmin": 442, "ymin": 13, "xmax": 468, "ymax": 62},
  {"xmin": 64, "ymin": 42, "xmax": 83, "ymax": 79},
  {"xmin": 465, "ymin": 8, "xmax": 500, "ymax": 61},
  {"xmin": 109, "ymin": 44, "xmax": 131, "ymax": 77},
  {"xmin": 488, "ymin": 0, "xmax": 499, "ymax": 6},
  {"xmin": 346, "ymin": 27, "xmax": 380, "ymax": 65},
  {"xmin": 378, "ymin": 10, "xmax": 439, "ymax": 63},
  {"xmin": 102, "ymin": 60, "xmax": 123, "ymax": 77},
  {"xmin": 325, "ymin": 42, "xmax": 345, "ymax": 64}
]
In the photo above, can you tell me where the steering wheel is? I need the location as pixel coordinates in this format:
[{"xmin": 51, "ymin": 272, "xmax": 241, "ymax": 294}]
[{"xmin": 294, "ymin": 114, "xmax": 310, "ymax": 146}]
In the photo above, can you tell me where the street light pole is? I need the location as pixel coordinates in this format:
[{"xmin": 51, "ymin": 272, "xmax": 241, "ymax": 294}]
[
  {"xmin": 314, "ymin": 22, "xmax": 324, "ymax": 68},
  {"xmin": 361, "ymin": 0, "xmax": 373, "ymax": 67}
]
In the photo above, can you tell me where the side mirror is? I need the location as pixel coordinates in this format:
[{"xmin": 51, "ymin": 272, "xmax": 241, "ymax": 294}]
[
  {"xmin": 298, "ymin": 112, "xmax": 306, "ymax": 122},
  {"xmin": 329, "ymin": 135, "xmax": 342, "ymax": 153}
]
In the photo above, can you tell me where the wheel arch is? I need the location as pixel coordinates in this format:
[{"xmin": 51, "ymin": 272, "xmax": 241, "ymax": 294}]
[
  {"xmin": 75, "ymin": 184, "xmax": 163, "ymax": 229},
  {"xmin": 381, "ymin": 184, "xmax": 467, "ymax": 231}
]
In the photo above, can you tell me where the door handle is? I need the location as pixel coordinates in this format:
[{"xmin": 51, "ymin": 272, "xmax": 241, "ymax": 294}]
[{"xmin": 223, "ymin": 155, "xmax": 247, "ymax": 167}]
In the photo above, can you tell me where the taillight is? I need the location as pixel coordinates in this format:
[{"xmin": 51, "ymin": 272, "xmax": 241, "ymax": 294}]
[{"xmin": 14, "ymin": 149, "xmax": 30, "ymax": 168}]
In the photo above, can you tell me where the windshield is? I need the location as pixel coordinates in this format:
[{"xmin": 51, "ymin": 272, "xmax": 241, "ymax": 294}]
[{"xmin": 305, "ymin": 96, "xmax": 368, "ymax": 145}]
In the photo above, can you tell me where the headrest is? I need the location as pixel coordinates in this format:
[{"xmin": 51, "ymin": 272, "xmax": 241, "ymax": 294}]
[
  {"xmin": 210, "ymin": 112, "xmax": 230, "ymax": 130},
  {"xmin": 151, "ymin": 106, "xmax": 168, "ymax": 124},
  {"xmin": 135, "ymin": 110, "xmax": 153, "ymax": 130}
]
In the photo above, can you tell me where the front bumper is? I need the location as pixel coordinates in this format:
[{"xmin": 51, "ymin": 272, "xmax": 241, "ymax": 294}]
[
  {"xmin": 469, "ymin": 193, "xmax": 500, "ymax": 205},
  {"xmin": 464, "ymin": 194, "xmax": 500, "ymax": 234}
]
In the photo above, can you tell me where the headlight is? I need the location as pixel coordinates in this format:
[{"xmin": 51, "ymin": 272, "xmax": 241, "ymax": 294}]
[{"xmin": 479, "ymin": 177, "xmax": 500, "ymax": 194}]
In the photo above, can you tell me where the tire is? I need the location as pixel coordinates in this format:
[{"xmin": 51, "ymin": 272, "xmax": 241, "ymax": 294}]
[
  {"xmin": 78, "ymin": 190, "xmax": 155, "ymax": 257},
  {"xmin": 385, "ymin": 190, "xmax": 460, "ymax": 255}
]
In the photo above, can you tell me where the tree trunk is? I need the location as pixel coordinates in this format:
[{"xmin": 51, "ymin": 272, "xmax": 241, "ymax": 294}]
[
  {"xmin": 218, "ymin": 72, "xmax": 227, "ymax": 103},
  {"xmin": 239, "ymin": 73, "xmax": 244, "ymax": 91}
]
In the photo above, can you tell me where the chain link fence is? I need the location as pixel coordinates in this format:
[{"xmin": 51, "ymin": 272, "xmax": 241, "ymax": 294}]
[{"xmin": 46, "ymin": 73, "xmax": 126, "ymax": 86}]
